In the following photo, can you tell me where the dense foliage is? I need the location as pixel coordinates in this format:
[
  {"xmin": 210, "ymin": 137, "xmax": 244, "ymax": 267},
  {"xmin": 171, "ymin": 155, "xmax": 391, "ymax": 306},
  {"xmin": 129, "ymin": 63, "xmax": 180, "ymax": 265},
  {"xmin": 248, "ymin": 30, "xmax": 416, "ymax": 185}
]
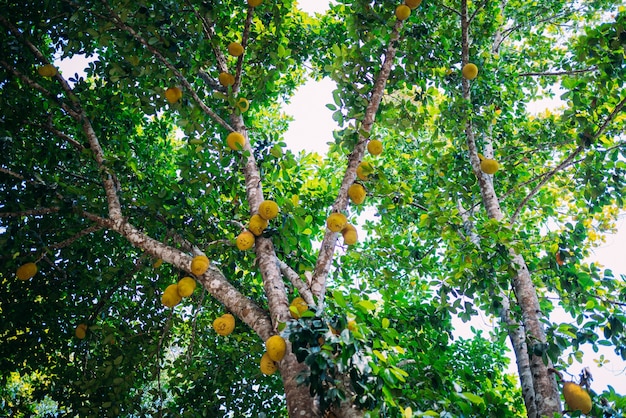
[{"xmin": 1, "ymin": 0, "xmax": 625, "ymax": 417}]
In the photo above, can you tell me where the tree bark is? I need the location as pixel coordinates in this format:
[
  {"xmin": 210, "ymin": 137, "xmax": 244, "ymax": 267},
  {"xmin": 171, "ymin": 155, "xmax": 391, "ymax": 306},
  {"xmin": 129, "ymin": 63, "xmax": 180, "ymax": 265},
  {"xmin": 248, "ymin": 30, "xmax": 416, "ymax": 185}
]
[
  {"xmin": 310, "ymin": 19, "xmax": 403, "ymax": 303},
  {"xmin": 499, "ymin": 292, "xmax": 538, "ymax": 418},
  {"xmin": 280, "ymin": 350, "xmax": 320, "ymax": 418},
  {"xmin": 459, "ymin": 200, "xmax": 538, "ymax": 417},
  {"xmin": 459, "ymin": 0, "xmax": 561, "ymax": 416}
]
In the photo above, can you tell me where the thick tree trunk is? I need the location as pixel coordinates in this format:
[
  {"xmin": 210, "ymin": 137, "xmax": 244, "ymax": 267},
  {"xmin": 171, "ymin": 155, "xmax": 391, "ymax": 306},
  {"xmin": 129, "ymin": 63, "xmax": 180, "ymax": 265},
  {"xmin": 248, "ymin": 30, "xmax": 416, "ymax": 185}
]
[
  {"xmin": 280, "ymin": 351, "xmax": 320, "ymax": 417},
  {"xmin": 510, "ymin": 253, "xmax": 562, "ymax": 417},
  {"xmin": 459, "ymin": 200, "xmax": 538, "ymax": 416}
]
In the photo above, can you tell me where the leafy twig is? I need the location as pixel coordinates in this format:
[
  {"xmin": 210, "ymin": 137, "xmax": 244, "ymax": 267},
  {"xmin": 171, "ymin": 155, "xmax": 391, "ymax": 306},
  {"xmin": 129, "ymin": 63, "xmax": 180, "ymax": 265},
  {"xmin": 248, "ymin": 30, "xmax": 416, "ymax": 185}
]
[
  {"xmin": 468, "ymin": 0, "xmax": 489, "ymax": 24},
  {"xmin": 494, "ymin": 9, "xmax": 570, "ymax": 52},
  {"xmin": 0, "ymin": 58, "xmax": 80, "ymax": 119},
  {"xmin": 96, "ymin": 0, "xmax": 233, "ymax": 132},
  {"xmin": 183, "ymin": 0, "xmax": 227, "ymax": 73},
  {"xmin": 511, "ymin": 95, "xmax": 626, "ymax": 223},
  {"xmin": 437, "ymin": 1, "xmax": 461, "ymax": 17}
]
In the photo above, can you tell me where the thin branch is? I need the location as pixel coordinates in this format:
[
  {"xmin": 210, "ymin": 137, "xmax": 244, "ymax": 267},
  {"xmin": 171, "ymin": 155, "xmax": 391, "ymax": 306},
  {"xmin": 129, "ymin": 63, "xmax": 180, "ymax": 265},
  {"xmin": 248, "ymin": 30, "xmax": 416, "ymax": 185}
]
[
  {"xmin": 1, "ymin": 13, "xmax": 123, "ymax": 220},
  {"xmin": 0, "ymin": 17, "xmax": 81, "ymax": 111},
  {"xmin": 601, "ymin": 297, "xmax": 626, "ymax": 308},
  {"xmin": 87, "ymin": 255, "xmax": 148, "ymax": 324},
  {"xmin": 500, "ymin": 142, "xmax": 624, "ymax": 204},
  {"xmin": 0, "ymin": 207, "xmax": 60, "ymax": 218},
  {"xmin": 457, "ymin": 199, "xmax": 480, "ymax": 247},
  {"xmin": 512, "ymin": 95, "xmax": 626, "ymax": 223},
  {"xmin": 0, "ymin": 58, "xmax": 80, "ymax": 119},
  {"xmin": 595, "ymin": 95, "xmax": 626, "ymax": 139},
  {"xmin": 518, "ymin": 67, "xmax": 597, "ymax": 77},
  {"xmin": 0, "ymin": 166, "xmax": 25, "ymax": 180},
  {"xmin": 0, "ymin": 165, "xmax": 69, "ymax": 204},
  {"xmin": 396, "ymin": 359, "xmax": 416, "ymax": 368},
  {"xmin": 278, "ymin": 259, "xmax": 315, "ymax": 306},
  {"xmin": 468, "ymin": 0, "xmax": 489, "ymax": 24},
  {"xmin": 183, "ymin": 0, "xmax": 227, "ymax": 73},
  {"xmin": 186, "ymin": 287, "xmax": 206, "ymax": 362},
  {"xmin": 206, "ymin": 238, "xmax": 234, "ymax": 248},
  {"xmin": 437, "ymin": 1, "xmax": 461, "ymax": 17},
  {"xmin": 43, "ymin": 122, "xmax": 85, "ymax": 151},
  {"xmin": 500, "ymin": 170, "xmax": 554, "ymax": 203},
  {"xmin": 96, "ymin": 0, "xmax": 233, "ymax": 133},
  {"xmin": 495, "ymin": 10, "xmax": 569, "ymax": 52},
  {"xmin": 408, "ymin": 200, "xmax": 429, "ymax": 212},
  {"xmin": 50, "ymin": 224, "xmax": 103, "ymax": 249},
  {"xmin": 233, "ymin": 6, "xmax": 255, "ymax": 95},
  {"xmin": 198, "ymin": 70, "xmax": 228, "ymax": 92}
]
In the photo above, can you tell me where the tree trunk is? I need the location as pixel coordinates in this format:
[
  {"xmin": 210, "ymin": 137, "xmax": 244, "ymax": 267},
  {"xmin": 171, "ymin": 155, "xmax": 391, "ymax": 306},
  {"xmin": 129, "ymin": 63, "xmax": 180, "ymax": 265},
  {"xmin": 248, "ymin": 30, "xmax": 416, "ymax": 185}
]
[
  {"xmin": 499, "ymin": 291, "xmax": 538, "ymax": 418},
  {"xmin": 280, "ymin": 351, "xmax": 321, "ymax": 417},
  {"xmin": 459, "ymin": 0, "xmax": 561, "ymax": 416}
]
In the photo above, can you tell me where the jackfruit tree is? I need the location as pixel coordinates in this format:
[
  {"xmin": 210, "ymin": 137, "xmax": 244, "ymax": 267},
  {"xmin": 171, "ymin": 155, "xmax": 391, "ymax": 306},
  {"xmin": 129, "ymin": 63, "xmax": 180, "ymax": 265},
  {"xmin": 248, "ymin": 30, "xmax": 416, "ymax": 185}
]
[{"xmin": 1, "ymin": 0, "xmax": 625, "ymax": 417}]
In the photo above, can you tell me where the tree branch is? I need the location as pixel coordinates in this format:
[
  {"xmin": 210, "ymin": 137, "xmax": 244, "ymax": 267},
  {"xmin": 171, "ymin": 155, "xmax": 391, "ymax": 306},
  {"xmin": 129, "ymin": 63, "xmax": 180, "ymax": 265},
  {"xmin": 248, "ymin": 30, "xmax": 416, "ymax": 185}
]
[
  {"xmin": 0, "ymin": 58, "xmax": 80, "ymax": 119},
  {"xmin": 96, "ymin": 0, "xmax": 233, "ymax": 133},
  {"xmin": 437, "ymin": 1, "xmax": 461, "ymax": 17},
  {"xmin": 461, "ymin": 0, "xmax": 504, "ymax": 222},
  {"xmin": 0, "ymin": 207, "xmax": 61, "ymax": 218},
  {"xmin": 233, "ymin": 6, "xmax": 255, "ymax": 95},
  {"xmin": 82, "ymin": 212, "xmax": 274, "ymax": 340},
  {"xmin": 511, "ymin": 146, "xmax": 583, "ymax": 223},
  {"xmin": 1, "ymin": 13, "xmax": 124, "ymax": 221},
  {"xmin": 310, "ymin": 19, "xmax": 405, "ymax": 305},
  {"xmin": 183, "ymin": 0, "xmax": 228, "ymax": 73},
  {"xmin": 43, "ymin": 122, "xmax": 85, "ymax": 151},
  {"xmin": 278, "ymin": 259, "xmax": 315, "ymax": 306},
  {"xmin": 468, "ymin": 0, "xmax": 489, "ymax": 24},
  {"xmin": 50, "ymin": 224, "xmax": 103, "ymax": 249},
  {"xmin": 511, "ymin": 95, "xmax": 626, "ymax": 223},
  {"xmin": 494, "ymin": 8, "xmax": 571, "ymax": 53},
  {"xmin": 464, "ymin": 0, "xmax": 561, "ymax": 414},
  {"xmin": 518, "ymin": 67, "xmax": 597, "ymax": 77},
  {"xmin": 0, "ymin": 166, "xmax": 26, "ymax": 180}
]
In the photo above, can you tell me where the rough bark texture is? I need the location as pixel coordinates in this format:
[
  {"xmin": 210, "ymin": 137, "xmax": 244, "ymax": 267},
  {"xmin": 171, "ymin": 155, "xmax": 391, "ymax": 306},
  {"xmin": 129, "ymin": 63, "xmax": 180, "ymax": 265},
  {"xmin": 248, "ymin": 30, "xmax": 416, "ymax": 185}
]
[
  {"xmin": 459, "ymin": 0, "xmax": 561, "ymax": 416},
  {"xmin": 279, "ymin": 259, "xmax": 315, "ymax": 307},
  {"xmin": 279, "ymin": 349, "xmax": 320, "ymax": 418},
  {"xmin": 499, "ymin": 292, "xmax": 538, "ymax": 418},
  {"xmin": 510, "ymin": 253, "xmax": 562, "ymax": 416}
]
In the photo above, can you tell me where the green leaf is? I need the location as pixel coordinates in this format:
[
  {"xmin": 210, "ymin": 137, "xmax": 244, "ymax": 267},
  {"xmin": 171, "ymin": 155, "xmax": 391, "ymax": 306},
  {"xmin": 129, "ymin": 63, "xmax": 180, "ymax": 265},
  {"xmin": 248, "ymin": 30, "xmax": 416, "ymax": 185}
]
[
  {"xmin": 333, "ymin": 290, "xmax": 346, "ymax": 308},
  {"xmin": 356, "ymin": 299, "xmax": 376, "ymax": 312},
  {"xmin": 459, "ymin": 391, "xmax": 484, "ymax": 405},
  {"xmin": 382, "ymin": 317, "xmax": 390, "ymax": 329}
]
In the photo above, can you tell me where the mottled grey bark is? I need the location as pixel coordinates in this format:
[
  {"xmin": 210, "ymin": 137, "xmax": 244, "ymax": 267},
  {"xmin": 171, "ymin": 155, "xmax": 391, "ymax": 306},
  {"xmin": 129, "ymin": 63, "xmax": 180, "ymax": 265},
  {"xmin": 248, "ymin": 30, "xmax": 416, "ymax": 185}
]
[{"xmin": 459, "ymin": 0, "xmax": 561, "ymax": 416}]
